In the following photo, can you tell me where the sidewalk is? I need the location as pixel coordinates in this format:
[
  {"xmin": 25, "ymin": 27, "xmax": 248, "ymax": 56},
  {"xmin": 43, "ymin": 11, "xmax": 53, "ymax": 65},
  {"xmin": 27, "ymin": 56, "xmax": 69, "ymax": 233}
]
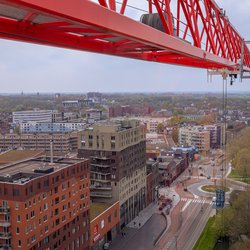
[
  {"xmin": 126, "ymin": 202, "xmax": 158, "ymax": 229},
  {"xmin": 125, "ymin": 186, "xmax": 180, "ymax": 230}
]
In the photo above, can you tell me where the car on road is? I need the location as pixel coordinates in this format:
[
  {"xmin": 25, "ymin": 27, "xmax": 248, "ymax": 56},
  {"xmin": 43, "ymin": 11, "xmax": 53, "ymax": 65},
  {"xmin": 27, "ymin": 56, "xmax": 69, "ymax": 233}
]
[
  {"xmin": 103, "ymin": 242, "xmax": 110, "ymax": 250},
  {"xmin": 207, "ymin": 176, "xmax": 211, "ymax": 179}
]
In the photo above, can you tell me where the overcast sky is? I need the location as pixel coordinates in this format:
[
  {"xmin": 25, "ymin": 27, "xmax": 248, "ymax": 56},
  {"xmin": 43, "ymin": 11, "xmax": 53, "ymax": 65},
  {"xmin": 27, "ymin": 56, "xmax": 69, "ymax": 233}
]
[{"xmin": 0, "ymin": 0, "xmax": 249, "ymax": 94}]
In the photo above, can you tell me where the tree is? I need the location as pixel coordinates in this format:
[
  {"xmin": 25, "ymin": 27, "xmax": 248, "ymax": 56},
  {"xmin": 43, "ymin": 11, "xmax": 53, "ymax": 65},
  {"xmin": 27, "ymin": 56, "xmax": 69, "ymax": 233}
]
[
  {"xmin": 214, "ymin": 189, "xmax": 250, "ymax": 242},
  {"xmin": 172, "ymin": 128, "xmax": 179, "ymax": 144},
  {"xmin": 197, "ymin": 113, "xmax": 216, "ymax": 125},
  {"xmin": 230, "ymin": 238, "xmax": 250, "ymax": 250},
  {"xmin": 233, "ymin": 148, "xmax": 250, "ymax": 177},
  {"xmin": 157, "ymin": 123, "xmax": 164, "ymax": 134}
]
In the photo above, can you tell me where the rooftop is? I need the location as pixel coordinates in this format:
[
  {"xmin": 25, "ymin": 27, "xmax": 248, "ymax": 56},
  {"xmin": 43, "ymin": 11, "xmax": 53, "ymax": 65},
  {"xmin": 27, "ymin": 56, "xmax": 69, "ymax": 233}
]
[
  {"xmin": 0, "ymin": 157, "xmax": 81, "ymax": 184},
  {"xmin": 90, "ymin": 202, "xmax": 111, "ymax": 221},
  {"xmin": 0, "ymin": 150, "xmax": 44, "ymax": 166}
]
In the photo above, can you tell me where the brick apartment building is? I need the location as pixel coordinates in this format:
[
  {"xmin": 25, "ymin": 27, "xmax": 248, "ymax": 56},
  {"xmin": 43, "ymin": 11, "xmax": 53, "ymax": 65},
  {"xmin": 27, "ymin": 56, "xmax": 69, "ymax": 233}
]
[
  {"xmin": 108, "ymin": 104, "xmax": 153, "ymax": 118},
  {"xmin": 90, "ymin": 201, "xmax": 120, "ymax": 250},
  {"xmin": 0, "ymin": 157, "xmax": 90, "ymax": 250},
  {"xmin": 146, "ymin": 160, "xmax": 159, "ymax": 205},
  {"xmin": 78, "ymin": 120, "xmax": 147, "ymax": 228},
  {"xmin": 158, "ymin": 148, "xmax": 189, "ymax": 186}
]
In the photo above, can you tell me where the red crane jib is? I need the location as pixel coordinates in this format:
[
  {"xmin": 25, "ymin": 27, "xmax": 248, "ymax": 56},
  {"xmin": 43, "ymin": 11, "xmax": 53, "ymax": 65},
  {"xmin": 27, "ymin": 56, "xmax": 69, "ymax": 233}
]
[{"xmin": 0, "ymin": 0, "xmax": 249, "ymax": 70}]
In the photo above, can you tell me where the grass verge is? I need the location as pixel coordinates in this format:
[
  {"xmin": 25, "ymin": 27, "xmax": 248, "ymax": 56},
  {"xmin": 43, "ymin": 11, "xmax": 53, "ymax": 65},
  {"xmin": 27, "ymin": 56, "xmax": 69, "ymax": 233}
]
[
  {"xmin": 228, "ymin": 169, "xmax": 250, "ymax": 184},
  {"xmin": 201, "ymin": 185, "xmax": 229, "ymax": 193},
  {"xmin": 193, "ymin": 216, "xmax": 217, "ymax": 250}
]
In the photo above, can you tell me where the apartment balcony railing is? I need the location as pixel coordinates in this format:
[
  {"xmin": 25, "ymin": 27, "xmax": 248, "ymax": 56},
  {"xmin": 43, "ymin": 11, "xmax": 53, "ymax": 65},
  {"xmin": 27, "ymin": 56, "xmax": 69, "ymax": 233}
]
[
  {"xmin": 0, "ymin": 207, "xmax": 10, "ymax": 214},
  {"xmin": 0, "ymin": 232, "xmax": 11, "ymax": 239},
  {"xmin": 0, "ymin": 244, "xmax": 12, "ymax": 250},
  {"xmin": 0, "ymin": 221, "xmax": 10, "ymax": 227},
  {"xmin": 91, "ymin": 163, "xmax": 111, "ymax": 168},
  {"xmin": 91, "ymin": 192, "xmax": 112, "ymax": 198},
  {"xmin": 90, "ymin": 170, "xmax": 111, "ymax": 175},
  {"xmin": 91, "ymin": 179, "xmax": 111, "ymax": 184},
  {"xmin": 90, "ymin": 185, "xmax": 112, "ymax": 191}
]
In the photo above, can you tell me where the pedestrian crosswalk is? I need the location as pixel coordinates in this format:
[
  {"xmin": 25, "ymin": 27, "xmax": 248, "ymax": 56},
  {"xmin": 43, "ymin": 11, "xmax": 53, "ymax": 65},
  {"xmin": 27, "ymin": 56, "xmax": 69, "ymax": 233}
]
[{"xmin": 180, "ymin": 197, "xmax": 214, "ymax": 205}]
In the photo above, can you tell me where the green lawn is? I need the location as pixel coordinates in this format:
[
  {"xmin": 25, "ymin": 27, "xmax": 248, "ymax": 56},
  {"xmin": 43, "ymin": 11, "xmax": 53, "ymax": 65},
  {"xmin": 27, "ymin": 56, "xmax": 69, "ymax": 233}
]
[
  {"xmin": 90, "ymin": 202, "xmax": 110, "ymax": 221},
  {"xmin": 193, "ymin": 216, "xmax": 217, "ymax": 250},
  {"xmin": 228, "ymin": 169, "xmax": 250, "ymax": 184},
  {"xmin": 201, "ymin": 185, "xmax": 229, "ymax": 193}
]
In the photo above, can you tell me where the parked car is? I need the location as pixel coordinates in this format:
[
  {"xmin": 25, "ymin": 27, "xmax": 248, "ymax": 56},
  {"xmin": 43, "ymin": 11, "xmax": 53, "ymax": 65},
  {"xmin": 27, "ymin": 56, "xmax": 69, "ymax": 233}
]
[{"xmin": 103, "ymin": 242, "xmax": 110, "ymax": 250}]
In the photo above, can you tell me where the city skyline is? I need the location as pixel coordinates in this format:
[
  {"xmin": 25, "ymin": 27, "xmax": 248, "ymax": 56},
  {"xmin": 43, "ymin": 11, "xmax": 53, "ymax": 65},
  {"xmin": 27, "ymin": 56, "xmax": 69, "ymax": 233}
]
[{"xmin": 0, "ymin": 0, "xmax": 250, "ymax": 93}]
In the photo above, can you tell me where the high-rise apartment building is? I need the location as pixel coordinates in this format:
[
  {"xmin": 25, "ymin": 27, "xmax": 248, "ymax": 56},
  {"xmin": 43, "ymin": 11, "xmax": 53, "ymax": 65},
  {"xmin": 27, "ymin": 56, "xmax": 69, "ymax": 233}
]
[
  {"xmin": 0, "ymin": 157, "xmax": 90, "ymax": 250},
  {"xmin": 78, "ymin": 120, "xmax": 147, "ymax": 228}
]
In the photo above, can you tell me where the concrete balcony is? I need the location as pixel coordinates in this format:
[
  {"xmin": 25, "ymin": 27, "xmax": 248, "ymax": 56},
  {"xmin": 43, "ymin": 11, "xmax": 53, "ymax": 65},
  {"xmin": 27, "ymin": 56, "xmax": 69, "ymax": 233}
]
[
  {"xmin": 0, "ymin": 221, "xmax": 10, "ymax": 227},
  {"xmin": 90, "ymin": 185, "xmax": 112, "ymax": 191},
  {"xmin": 0, "ymin": 232, "xmax": 11, "ymax": 239},
  {"xmin": 0, "ymin": 245, "xmax": 11, "ymax": 250},
  {"xmin": 91, "ymin": 192, "xmax": 112, "ymax": 198},
  {"xmin": 0, "ymin": 207, "xmax": 10, "ymax": 214}
]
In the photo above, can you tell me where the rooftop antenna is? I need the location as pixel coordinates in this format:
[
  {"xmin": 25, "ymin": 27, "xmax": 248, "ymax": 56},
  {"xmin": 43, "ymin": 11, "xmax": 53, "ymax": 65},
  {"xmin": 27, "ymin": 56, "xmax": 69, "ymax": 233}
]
[{"xmin": 50, "ymin": 139, "xmax": 54, "ymax": 165}]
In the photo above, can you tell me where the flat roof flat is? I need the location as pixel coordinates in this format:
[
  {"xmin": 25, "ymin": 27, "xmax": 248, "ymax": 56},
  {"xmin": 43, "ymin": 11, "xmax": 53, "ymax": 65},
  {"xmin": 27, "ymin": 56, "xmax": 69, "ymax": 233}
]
[
  {"xmin": 90, "ymin": 202, "xmax": 111, "ymax": 221},
  {"xmin": 0, "ymin": 157, "xmax": 82, "ymax": 184}
]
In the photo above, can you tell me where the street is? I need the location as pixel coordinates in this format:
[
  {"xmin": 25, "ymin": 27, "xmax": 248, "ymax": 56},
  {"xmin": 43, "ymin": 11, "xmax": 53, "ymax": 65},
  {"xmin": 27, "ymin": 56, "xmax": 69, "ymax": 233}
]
[{"xmin": 110, "ymin": 150, "xmax": 249, "ymax": 250}]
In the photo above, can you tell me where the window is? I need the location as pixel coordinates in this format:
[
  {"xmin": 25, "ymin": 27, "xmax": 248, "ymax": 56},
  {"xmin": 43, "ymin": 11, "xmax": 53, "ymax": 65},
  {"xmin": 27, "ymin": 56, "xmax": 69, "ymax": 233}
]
[
  {"xmin": 44, "ymin": 215, "xmax": 48, "ymax": 222},
  {"xmin": 44, "ymin": 203, "xmax": 48, "ymax": 210},
  {"xmin": 45, "ymin": 225, "xmax": 49, "ymax": 233},
  {"xmin": 55, "ymin": 197, "xmax": 59, "ymax": 204},
  {"xmin": 18, "ymin": 240, "xmax": 21, "ymax": 247},
  {"xmin": 108, "ymin": 214, "xmax": 111, "ymax": 223},
  {"xmin": 30, "ymin": 210, "xmax": 35, "ymax": 218},
  {"xmin": 15, "ymin": 202, "xmax": 19, "ymax": 209},
  {"xmin": 43, "ymin": 192, "xmax": 47, "ymax": 199},
  {"xmin": 17, "ymin": 215, "xmax": 20, "ymax": 222},
  {"xmin": 62, "ymin": 215, "xmax": 66, "ymax": 222},
  {"xmin": 62, "ymin": 194, "xmax": 66, "ymax": 201},
  {"xmin": 55, "ymin": 218, "xmax": 60, "ymax": 226},
  {"xmin": 16, "ymin": 227, "xmax": 19, "ymax": 234},
  {"xmin": 13, "ymin": 189, "xmax": 19, "ymax": 197},
  {"xmin": 31, "ymin": 234, "xmax": 36, "ymax": 243}
]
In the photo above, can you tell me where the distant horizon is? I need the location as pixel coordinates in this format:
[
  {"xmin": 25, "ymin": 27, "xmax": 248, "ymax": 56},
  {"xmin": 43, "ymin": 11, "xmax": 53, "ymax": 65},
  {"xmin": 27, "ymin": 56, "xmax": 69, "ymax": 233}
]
[{"xmin": 0, "ymin": 90, "xmax": 250, "ymax": 95}]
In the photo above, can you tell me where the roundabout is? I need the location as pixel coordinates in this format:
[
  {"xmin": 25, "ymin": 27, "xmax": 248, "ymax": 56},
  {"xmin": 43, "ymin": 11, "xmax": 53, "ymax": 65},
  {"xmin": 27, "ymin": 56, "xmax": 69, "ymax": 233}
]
[{"xmin": 201, "ymin": 185, "xmax": 230, "ymax": 193}]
